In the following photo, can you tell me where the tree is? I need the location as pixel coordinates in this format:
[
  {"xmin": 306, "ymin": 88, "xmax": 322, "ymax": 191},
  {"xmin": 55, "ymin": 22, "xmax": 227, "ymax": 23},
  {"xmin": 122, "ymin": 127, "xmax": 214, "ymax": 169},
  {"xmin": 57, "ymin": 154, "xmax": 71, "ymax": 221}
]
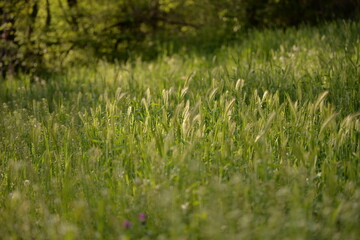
[
  {"xmin": 1, "ymin": 0, "xmax": 359, "ymax": 80},
  {"xmin": 0, "ymin": 1, "xmax": 18, "ymax": 78},
  {"xmin": 0, "ymin": 0, "xmax": 42, "ymax": 79}
]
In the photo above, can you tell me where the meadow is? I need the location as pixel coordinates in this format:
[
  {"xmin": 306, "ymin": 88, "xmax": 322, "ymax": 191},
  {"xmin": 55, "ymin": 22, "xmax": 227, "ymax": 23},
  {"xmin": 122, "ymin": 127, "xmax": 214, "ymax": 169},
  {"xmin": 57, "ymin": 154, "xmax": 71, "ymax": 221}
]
[{"xmin": 0, "ymin": 21, "xmax": 360, "ymax": 239}]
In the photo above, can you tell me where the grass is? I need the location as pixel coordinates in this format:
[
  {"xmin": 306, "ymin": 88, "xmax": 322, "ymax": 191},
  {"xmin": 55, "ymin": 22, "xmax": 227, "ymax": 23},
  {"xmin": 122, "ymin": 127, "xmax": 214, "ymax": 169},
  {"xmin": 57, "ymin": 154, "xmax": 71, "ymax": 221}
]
[{"xmin": 0, "ymin": 20, "xmax": 360, "ymax": 239}]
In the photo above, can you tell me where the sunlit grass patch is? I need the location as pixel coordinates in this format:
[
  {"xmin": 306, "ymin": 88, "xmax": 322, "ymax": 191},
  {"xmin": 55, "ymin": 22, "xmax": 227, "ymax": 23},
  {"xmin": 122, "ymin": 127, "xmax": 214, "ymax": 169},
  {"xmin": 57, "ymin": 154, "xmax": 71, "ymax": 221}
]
[{"xmin": 0, "ymin": 20, "xmax": 359, "ymax": 239}]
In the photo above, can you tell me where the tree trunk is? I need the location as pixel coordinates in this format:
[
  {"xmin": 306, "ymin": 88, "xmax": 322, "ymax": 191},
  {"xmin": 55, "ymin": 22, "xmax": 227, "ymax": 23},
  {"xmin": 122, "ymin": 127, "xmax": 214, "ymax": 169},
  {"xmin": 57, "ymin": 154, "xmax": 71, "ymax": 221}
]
[
  {"xmin": 28, "ymin": 1, "xmax": 39, "ymax": 41},
  {"xmin": 67, "ymin": 0, "xmax": 79, "ymax": 30},
  {"xmin": 45, "ymin": 0, "xmax": 51, "ymax": 28}
]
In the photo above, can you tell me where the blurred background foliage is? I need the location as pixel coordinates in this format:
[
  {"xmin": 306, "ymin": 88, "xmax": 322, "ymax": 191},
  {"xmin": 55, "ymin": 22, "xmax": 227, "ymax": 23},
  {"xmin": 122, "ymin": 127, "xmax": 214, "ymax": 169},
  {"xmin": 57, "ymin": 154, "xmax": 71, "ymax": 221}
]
[{"xmin": 1, "ymin": 0, "xmax": 359, "ymax": 79}]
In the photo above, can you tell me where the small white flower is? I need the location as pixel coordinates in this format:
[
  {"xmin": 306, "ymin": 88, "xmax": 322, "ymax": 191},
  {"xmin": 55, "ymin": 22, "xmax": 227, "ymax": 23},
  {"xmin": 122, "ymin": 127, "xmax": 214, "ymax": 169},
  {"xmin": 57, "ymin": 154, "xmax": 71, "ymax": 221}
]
[{"xmin": 181, "ymin": 202, "xmax": 189, "ymax": 211}]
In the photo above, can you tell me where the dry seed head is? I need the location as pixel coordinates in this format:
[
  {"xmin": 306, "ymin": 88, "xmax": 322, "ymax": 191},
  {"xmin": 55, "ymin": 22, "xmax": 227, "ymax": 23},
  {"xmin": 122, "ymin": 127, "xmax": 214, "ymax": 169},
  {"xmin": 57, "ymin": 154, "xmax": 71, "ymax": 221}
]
[
  {"xmin": 235, "ymin": 79, "xmax": 245, "ymax": 91},
  {"xmin": 313, "ymin": 91, "xmax": 329, "ymax": 112},
  {"xmin": 319, "ymin": 113, "xmax": 338, "ymax": 135},
  {"xmin": 127, "ymin": 106, "xmax": 132, "ymax": 116},
  {"xmin": 262, "ymin": 91, "xmax": 269, "ymax": 102},
  {"xmin": 181, "ymin": 87, "xmax": 188, "ymax": 99},
  {"xmin": 192, "ymin": 114, "xmax": 201, "ymax": 123},
  {"xmin": 209, "ymin": 87, "xmax": 219, "ymax": 101},
  {"xmin": 225, "ymin": 98, "xmax": 236, "ymax": 116},
  {"xmin": 146, "ymin": 88, "xmax": 151, "ymax": 103},
  {"xmin": 141, "ymin": 98, "xmax": 149, "ymax": 115},
  {"xmin": 162, "ymin": 89, "xmax": 169, "ymax": 108}
]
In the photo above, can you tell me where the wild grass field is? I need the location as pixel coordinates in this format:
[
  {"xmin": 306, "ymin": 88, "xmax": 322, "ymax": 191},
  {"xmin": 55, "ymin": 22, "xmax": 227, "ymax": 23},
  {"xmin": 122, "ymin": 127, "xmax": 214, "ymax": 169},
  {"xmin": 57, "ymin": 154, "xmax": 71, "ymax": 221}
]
[{"xmin": 0, "ymin": 21, "xmax": 360, "ymax": 239}]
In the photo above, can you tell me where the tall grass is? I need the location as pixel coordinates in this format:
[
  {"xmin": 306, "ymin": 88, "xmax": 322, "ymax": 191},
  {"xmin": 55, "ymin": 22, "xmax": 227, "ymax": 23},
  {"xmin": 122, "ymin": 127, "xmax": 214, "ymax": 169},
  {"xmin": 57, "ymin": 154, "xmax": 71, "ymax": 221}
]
[{"xmin": 0, "ymin": 20, "xmax": 359, "ymax": 239}]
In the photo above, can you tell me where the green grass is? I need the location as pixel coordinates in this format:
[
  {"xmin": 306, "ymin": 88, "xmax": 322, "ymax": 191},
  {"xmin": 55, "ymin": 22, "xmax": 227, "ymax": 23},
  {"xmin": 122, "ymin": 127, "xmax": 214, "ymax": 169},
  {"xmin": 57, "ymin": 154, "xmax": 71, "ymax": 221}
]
[{"xmin": 1, "ymin": 20, "xmax": 360, "ymax": 239}]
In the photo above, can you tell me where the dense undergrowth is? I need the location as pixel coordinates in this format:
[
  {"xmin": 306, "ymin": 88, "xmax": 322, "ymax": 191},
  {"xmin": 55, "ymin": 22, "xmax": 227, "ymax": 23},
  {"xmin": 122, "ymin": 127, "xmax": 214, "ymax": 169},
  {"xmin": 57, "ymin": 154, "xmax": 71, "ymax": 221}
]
[{"xmin": 1, "ymin": 21, "xmax": 360, "ymax": 239}]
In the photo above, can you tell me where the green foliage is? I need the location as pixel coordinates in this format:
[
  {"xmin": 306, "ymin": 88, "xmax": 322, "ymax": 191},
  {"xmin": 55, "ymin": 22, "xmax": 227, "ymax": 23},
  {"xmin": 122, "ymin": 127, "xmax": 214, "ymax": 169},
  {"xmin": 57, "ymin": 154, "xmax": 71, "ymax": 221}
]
[
  {"xmin": 1, "ymin": 0, "xmax": 359, "ymax": 78},
  {"xmin": 1, "ymin": 21, "xmax": 360, "ymax": 239}
]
